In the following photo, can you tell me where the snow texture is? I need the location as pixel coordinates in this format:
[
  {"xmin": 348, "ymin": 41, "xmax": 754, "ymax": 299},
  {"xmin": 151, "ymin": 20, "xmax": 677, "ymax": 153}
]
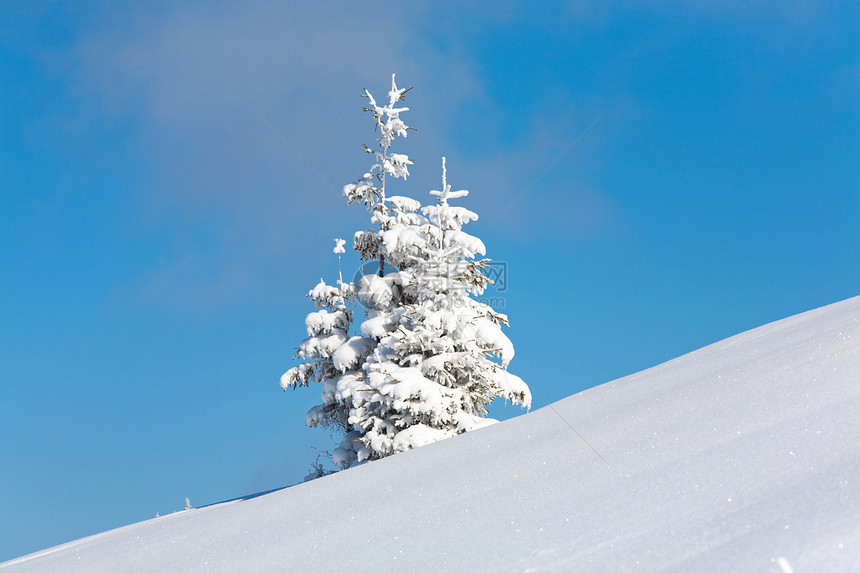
[{"xmin": 6, "ymin": 296, "xmax": 858, "ymax": 572}]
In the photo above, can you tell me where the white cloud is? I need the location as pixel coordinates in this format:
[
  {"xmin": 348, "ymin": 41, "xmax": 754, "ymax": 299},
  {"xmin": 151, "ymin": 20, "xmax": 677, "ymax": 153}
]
[{"xmin": 66, "ymin": 1, "xmax": 630, "ymax": 309}]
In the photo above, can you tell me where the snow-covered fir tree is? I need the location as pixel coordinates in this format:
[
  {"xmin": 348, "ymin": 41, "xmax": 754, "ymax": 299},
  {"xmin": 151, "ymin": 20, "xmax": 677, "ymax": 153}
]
[
  {"xmin": 344, "ymin": 74, "xmax": 422, "ymax": 277},
  {"xmin": 279, "ymin": 241, "xmax": 362, "ymax": 467},
  {"xmin": 282, "ymin": 75, "xmax": 422, "ymax": 469},
  {"xmin": 282, "ymin": 76, "xmax": 530, "ymax": 473},
  {"xmin": 341, "ymin": 158, "xmax": 532, "ymax": 460}
]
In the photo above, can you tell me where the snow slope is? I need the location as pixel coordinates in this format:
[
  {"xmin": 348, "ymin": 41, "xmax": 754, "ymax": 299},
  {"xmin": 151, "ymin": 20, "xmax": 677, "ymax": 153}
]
[{"xmin": 3, "ymin": 297, "xmax": 858, "ymax": 572}]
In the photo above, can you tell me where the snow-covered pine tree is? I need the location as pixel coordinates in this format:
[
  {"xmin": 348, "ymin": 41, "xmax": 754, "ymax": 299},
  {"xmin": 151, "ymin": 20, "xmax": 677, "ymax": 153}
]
[
  {"xmin": 344, "ymin": 74, "xmax": 421, "ymax": 277},
  {"xmin": 343, "ymin": 158, "xmax": 531, "ymax": 460},
  {"xmin": 280, "ymin": 241, "xmax": 366, "ymax": 468},
  {"xmin": 281, "ymin": 76, "xmax": 425, "ymax": 472},
  {"xmin": 282, "ymin": 76, "xmax": 530, "ymax": 472}
]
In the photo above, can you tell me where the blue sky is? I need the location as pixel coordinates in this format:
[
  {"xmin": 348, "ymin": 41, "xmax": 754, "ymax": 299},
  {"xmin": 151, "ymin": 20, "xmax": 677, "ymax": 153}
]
[{"xmin": 1, "ymin": 0, "xmax": 857, "ymax": 561}]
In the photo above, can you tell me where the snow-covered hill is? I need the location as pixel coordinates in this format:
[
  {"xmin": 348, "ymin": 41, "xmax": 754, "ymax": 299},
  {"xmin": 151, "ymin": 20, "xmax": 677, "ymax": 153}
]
[{"xmin": 3, "ymin": 297, "xmax": 858, "ymax": 572}]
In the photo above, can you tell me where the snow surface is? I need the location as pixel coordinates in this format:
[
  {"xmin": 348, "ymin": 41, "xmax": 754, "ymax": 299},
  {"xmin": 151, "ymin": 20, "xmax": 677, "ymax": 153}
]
[{"xmin": 3, "ymin": 296, "xmax": 858, "ymax": 572}]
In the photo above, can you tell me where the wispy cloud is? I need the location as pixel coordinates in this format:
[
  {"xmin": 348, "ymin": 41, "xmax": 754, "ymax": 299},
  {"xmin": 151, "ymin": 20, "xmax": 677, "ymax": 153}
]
[{"xmin": 63, "ymin": 1, "xmax": 644, "ymax": 309}]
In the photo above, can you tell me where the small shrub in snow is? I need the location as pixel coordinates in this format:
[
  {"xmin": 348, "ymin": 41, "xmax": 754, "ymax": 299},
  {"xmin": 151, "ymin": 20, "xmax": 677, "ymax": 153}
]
[{"xmin": 282, "ymin": 75, "xmax": 530, "ymax": 472}]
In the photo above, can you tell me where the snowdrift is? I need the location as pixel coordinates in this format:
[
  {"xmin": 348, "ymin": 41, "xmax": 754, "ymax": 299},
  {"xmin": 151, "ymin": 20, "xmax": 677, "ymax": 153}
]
[{"xmin": 3, "ymin": 297, "xmax": 858, "ymax": 572}]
